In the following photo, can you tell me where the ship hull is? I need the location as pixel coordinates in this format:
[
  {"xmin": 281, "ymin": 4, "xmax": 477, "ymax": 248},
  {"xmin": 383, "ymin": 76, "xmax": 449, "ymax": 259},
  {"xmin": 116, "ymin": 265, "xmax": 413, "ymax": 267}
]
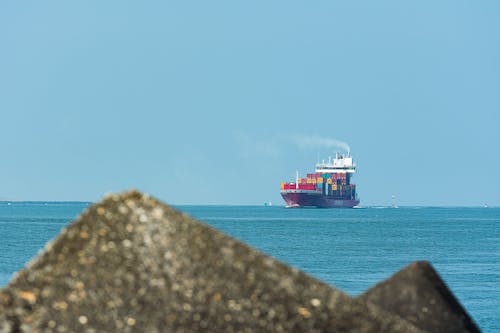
[{"xmin": 281, "ymin": 191, "xmax": 359, "ymax": 208}]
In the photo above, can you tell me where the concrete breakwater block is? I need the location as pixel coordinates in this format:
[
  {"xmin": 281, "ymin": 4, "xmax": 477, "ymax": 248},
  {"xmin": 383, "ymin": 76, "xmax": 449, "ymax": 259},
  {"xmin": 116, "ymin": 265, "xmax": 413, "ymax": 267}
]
[
  {"xmin": 358, "ymin": 261, "xmax": 481, "ymax": 333},
  {"xmin": 0, "ymin": 191, "xmax": 473, "ymax": 332}
]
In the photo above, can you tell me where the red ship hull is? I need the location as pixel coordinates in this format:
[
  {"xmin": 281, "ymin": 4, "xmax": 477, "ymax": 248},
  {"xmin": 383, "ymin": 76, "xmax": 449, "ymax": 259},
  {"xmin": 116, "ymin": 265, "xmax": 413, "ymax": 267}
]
[{"xmin": 281, "ymin": 190, "xmax": 359, "ymax": 208}]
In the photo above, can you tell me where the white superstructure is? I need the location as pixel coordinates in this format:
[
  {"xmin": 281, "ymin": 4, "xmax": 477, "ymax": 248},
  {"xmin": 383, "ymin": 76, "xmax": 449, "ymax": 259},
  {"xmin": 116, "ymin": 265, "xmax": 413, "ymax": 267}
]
[{"xmin": 315, "ymin": 153, "xmax": 356, "ymax": 174}]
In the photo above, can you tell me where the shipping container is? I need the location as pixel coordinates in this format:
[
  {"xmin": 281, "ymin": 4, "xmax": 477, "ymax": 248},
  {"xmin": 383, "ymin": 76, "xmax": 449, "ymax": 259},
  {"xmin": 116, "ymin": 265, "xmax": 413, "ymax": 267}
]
[{"xmin": 333, "ymin": 174, "xmax": 346, "ymax": 180}]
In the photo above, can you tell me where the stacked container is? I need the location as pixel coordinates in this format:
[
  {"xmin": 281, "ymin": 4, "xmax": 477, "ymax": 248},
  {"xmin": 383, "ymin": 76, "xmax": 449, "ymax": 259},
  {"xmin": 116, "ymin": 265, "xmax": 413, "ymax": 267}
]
[{"xmin": 283, "ymin": 172, "xmax": 356, "ymax": 200}]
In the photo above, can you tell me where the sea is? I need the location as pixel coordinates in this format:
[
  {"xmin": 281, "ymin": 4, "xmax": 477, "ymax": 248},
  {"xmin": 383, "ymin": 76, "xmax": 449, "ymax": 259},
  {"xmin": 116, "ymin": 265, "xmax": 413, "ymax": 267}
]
[{"xmin": 0, "ymin": 202, "xmax": 498, "ymax": 331}]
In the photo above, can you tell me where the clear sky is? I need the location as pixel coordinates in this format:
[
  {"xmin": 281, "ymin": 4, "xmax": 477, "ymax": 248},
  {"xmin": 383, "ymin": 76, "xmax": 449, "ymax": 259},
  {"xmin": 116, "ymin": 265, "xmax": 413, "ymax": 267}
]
[{"xmin": 1, "ymin": 1, "xmax": 499, "ymax": 206}]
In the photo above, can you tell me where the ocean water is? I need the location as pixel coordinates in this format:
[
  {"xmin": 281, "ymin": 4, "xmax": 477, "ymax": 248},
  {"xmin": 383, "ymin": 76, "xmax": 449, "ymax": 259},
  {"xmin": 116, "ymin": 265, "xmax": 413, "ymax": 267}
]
[{"xmin": 0, "ymin": 202, "xmax": 498, "ymax": 331}]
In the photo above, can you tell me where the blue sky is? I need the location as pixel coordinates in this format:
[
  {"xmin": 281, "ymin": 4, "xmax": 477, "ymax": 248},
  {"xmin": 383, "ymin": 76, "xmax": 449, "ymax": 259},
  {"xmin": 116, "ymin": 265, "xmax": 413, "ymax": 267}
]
[{"xmin": 1, "ymin": 1, "xmax": 499, "ymax": 206}]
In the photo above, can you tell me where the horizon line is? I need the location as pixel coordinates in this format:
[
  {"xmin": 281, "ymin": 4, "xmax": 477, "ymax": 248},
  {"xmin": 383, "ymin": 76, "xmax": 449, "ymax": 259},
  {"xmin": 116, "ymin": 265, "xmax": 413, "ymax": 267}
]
[{"xmin": 0, "ymin": 201, "xmax": 496, "ymax": 208}]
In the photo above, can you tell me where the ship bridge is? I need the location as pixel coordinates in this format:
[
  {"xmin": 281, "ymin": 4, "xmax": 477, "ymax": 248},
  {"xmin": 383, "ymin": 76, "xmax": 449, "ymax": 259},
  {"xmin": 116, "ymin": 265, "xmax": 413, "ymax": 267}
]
[{"xmin": 315, "ymin": 153, "xmax": 356, "ymax": 174}]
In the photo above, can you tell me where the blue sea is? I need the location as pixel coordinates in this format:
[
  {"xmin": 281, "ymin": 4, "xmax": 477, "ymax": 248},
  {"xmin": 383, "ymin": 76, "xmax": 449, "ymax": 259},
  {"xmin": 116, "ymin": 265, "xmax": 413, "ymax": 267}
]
[{"xmin": 0, "ymin": 202, "xmax": 498, "ymax": 331}]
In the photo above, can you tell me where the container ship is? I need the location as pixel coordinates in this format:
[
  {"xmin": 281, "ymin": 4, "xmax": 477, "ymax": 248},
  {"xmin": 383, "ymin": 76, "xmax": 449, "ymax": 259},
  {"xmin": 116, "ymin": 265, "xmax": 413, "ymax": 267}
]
[{"xmin": 280, "ymin": 153, "xmax": 360, "ymax": 208}]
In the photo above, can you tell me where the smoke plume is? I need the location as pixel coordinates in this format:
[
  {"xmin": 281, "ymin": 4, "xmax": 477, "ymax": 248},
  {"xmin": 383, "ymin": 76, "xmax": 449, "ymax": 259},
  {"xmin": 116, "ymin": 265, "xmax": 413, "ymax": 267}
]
[{"xmin": 293, "ymin": 135, "xmax": 351, "ymax": 154}]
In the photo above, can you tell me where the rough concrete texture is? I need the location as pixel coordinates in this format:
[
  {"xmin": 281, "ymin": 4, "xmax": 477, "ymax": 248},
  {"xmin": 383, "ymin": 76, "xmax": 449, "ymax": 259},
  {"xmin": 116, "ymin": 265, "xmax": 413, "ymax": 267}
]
[
  {"xmin": 0, "ymin": 190, "xmax": 424, "ymax": 333},
  {"xmin": 358, "ymin": 261, "xmax": 481, "ymax": 333}
]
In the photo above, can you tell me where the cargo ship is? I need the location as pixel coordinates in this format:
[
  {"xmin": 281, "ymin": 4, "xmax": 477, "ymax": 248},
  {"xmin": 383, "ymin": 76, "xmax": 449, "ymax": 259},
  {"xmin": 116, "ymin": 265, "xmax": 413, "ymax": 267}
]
[{"xmin": 280, "ymin": 153, "xmax": 360, "ymax": 208}]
